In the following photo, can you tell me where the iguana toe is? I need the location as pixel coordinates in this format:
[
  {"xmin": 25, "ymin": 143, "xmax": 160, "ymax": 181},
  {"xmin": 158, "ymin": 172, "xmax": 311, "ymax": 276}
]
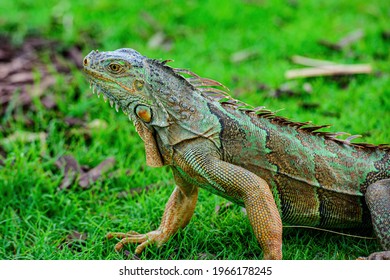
[
  {"xmin": 107, "ymin": 230, "xmax": 169, "ymax": 254},
  {"xmin": 106, "ymin": 231, "xmax": 140, "ymax": 240}
]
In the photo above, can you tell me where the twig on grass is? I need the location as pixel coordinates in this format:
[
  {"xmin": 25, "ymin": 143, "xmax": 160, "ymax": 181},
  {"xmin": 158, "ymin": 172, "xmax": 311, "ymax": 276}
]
[
  {"xmin": 291, "ymin": 55, "xmax": 337, "ymax": 67},
  {"xmin": 319, "ymin": 29, "xmax": 365, "ymax": 50},
  {"xmin": 286, "ymin": 63, "xmax": 372, "ymax": 79}
]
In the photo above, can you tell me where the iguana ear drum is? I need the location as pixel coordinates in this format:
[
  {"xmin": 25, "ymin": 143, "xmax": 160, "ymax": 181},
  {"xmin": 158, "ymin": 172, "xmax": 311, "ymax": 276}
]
[
  {"xmin": 133, "ymin": 79, "xmax": 144, "ymax": 91},
  {"xmin": 135, "ymin": 105, "xmax": 152, "ymax": 123}
]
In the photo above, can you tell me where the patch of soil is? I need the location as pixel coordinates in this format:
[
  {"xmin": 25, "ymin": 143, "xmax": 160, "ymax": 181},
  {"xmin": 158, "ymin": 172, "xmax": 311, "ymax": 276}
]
[{"xmin": 0, "ymin": 36, "xmax": 83, "ymax": 117}]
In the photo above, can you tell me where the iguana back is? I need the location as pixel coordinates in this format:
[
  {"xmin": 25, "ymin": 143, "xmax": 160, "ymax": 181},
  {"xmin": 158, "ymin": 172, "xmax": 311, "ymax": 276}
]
[{"xmin": 207, "ymin": 100, "xmax": 389, "ymax": 228}]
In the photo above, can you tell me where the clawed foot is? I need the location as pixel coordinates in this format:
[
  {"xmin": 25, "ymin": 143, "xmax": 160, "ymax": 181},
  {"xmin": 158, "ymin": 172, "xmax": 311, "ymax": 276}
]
[{"xmin": 106, "ymin": 230, "xmax": 167, "ymax": 255}]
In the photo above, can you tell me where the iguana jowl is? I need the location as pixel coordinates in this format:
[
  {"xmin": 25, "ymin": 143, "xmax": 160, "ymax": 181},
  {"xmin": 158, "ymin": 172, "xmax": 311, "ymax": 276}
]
[{"xmin": 82, "ymin": 48, "xmax": 390, "ymax": 260}]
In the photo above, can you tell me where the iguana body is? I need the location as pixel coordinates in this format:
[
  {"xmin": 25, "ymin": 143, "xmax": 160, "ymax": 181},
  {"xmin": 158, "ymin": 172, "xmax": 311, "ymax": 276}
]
[{"xmin": 82, "ymin": 48, "xmax": 390, "ymax": 259}]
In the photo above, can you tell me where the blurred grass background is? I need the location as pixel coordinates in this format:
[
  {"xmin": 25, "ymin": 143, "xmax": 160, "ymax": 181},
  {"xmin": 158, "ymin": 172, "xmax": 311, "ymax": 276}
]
[{"xmin": 0, "ymin": 0, "xmax": 389, "ymax": 260}]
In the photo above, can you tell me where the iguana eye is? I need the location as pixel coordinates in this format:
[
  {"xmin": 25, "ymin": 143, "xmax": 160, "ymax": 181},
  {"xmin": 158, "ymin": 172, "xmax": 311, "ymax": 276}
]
[{"xmin": 108, "ymin": 63, "xmax": 123, "ymax": 73}]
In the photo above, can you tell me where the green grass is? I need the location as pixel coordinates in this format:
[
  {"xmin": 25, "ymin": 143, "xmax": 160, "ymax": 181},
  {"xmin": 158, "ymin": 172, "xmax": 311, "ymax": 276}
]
[{"xmin": 0, "ymin": 0, "xmax": 389, "ymax": 260}]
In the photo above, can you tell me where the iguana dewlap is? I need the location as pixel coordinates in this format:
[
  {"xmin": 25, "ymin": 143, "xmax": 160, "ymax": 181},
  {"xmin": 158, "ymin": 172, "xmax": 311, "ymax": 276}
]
[{"xmin": 83, "ymin": 48, "xmax": 390, "ymax": 260}]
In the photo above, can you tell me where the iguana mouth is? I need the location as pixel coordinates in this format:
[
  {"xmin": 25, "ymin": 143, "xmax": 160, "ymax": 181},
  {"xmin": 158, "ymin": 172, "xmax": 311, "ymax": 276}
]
[
  {"xmin": 83, "ymin": 60, "xmax": 123, "ymax": 113},
  {"xmin": 84, "ymin": 66, "xmax": 140, "ymax": 117},
  {"xmin": 87, "ymin": 79, "xmax": 139, "ymax": 122},
  {"xmin": 88, "ymin": 79, "xmax": 122, "ymax": 113}
]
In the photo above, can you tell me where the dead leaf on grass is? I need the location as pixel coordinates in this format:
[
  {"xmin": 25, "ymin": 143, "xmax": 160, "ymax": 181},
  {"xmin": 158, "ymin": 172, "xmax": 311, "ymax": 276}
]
[
  {"xmin": 64, "ymin": 117, "xmax": 85, "ymax": 127},
  {"xmin": 56, "ymin": 155, "xmax": 82, "ymax": 190},
  {"xmin": 0, "ymin": 145, "xmax": 6, "ymax": 166},
  {"xmin": 9, "ymin": 72, "xmax": 34, "ymax": 84},
  {"xmin": 58, "ymin": 230, "xmax": 88, "ymax": 251},
  {"xmin": 67, "ymin": 231, "xmax": 88, "ymax": 241},
  {"xmin": 65, "ymin": 46, "xmax": 83, "ymax": 69},
  {"xmin": 78, "ymin": 157, "xmax": 116, "ymax": 189},
  {"xmin": 40, "ymin": 95, "xmax": 57, "ymax": 109},
  {"xmin": 198, "ymin": 252, "xmax": 217, "ymax": 260},
  {"xmin": 56, "ymin": 155, "xmax": 116, "ymax": 190}
]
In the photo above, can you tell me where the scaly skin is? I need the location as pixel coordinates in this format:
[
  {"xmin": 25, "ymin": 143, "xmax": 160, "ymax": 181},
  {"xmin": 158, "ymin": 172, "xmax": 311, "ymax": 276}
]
[{"xmin": 82, "ymin": 48, "xmax": 390, "ymax": 260}]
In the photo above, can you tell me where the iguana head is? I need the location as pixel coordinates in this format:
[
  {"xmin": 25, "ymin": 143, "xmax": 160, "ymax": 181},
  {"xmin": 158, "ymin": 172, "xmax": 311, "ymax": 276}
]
[
  {"xmin": 83, "ymin": 48, "xmax": 224, "ymax": 164},
  {"xmin": 83, "ymin": 48, "xmax": 163, "ymax": 125},
  {"xmin": 83, "ymin": 48, "xmax": 219, "ymax": 127},
  {"xmin": 83, "ymin": 48, "xmax": 173, "ymax": 166}
]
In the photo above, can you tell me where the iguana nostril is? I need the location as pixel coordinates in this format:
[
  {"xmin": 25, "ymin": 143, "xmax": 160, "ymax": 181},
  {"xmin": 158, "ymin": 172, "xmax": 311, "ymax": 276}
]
[{"xmin": 83, "ymin": 58, "xmax": 89, "ymax": 66}]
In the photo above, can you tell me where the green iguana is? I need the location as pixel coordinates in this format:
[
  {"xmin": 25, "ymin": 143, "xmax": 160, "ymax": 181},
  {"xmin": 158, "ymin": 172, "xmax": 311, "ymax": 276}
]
[{"xmin": 82, "ymin": 48, "xmax": 390, "ymax": 260}]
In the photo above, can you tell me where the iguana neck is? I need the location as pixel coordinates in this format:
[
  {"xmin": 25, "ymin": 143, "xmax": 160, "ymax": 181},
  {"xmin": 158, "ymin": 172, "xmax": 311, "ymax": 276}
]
[{"xmin": 145, "ymin": 59, "xmax": 222, "ymax": 148}]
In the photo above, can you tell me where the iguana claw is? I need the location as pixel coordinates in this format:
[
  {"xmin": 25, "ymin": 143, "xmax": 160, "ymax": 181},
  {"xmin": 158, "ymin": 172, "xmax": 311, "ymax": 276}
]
[{"xmin": 107, "ymin": 230, "xmax": 167, "ymax": 254}]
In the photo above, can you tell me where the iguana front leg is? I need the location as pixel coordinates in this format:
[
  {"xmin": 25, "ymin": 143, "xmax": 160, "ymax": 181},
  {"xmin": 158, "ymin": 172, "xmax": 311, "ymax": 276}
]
[
  {"xmin": 175, "ymin": 147, "xmax": 283, "ymax": 260},
  {"xmin": 364, "ymin": 178, "xmax": 390, "ymax": 260},
  {"xmin": 107, "ymin": 172, "xmax": 198, "ymax": 254}
]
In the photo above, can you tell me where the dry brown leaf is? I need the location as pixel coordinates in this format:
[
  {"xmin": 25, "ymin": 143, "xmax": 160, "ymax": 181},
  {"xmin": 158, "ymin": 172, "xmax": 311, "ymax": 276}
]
[
  {"xmin": 198, "ymin": 252, "xmax": 217, "ymax": 260},
  {"xmin": 64, "ymin": 117, "xmax": 85, "ymax": 127},
  {"xmin": 41, "ymin": 95, "xmax": 57, "ymax": 109},
  {"xmin": 58, "ymin": 230, "xmax": 88, "ymax": 251},
  {"xmin": 9, "ymin": 72, "xmax": 34, "ymax": 84},
  {"xmin": 66, "ymin": 46, "xmax": 83, "ymax": 68},
  {"xmin": 55, "ymin": 155, "xmax": 82, "ymax": 190},
  {"xmin": 66, "ymin": 231, "xmax": 88, "ymax": 242},
  {"xmin": 0, "ymin": 145, "xmax": 6, "ymax": 166},
  {"xmin": 78, "ymin": 157, "xmax": 116, "ymax": 189}
]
